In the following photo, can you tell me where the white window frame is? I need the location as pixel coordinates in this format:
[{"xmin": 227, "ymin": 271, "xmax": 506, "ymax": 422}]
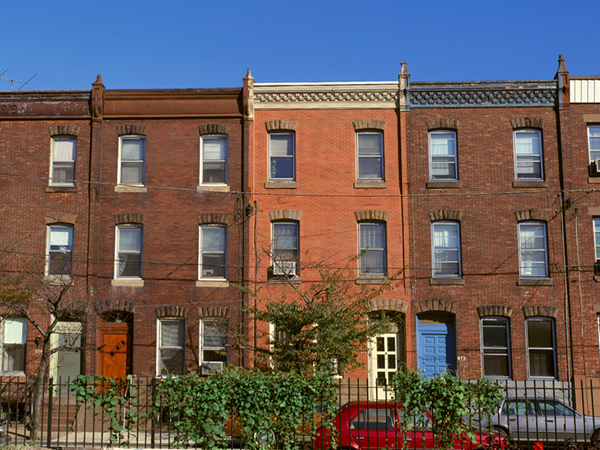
[
  {"xmin": 589, "ymin": 125, "xmax": 600, "ymax": 172},
  {"xmin": 114, "ymin": 225, "xmax": 143, "ymax": 279},
  {"xmin": 526, "ymin": 317, "xmax": 556, "ymax": 379},
  {"xmin": 157, "ymin": 318, "xmax": 185, "ymax": 376},
  {"xmin": 46, "ymin": 224, "xmax": 74, "ymax": 277},
  {"xmin": 431, "ymin": 221, "xmax": 461, "ymax": 278},
  {"xmin": 272, "ymin": 221, "xmax": 299, "ymax": 276},
  {"xmin": 369, "ymin": 332, "xmax": 399, "ymax": 386},
  {"xmin": 200, "ymin": 134, "xmax": 228, "ymax": 185},
  {"xmin": 594, "ymin": 218, "xmax": 600, "ymax": 275},
  {"xmin": 480, "ymin": 317, "xmax": 511, "ymax": 379},
  {"xmin": 1, "ymin": 318, "xmax": 27, "ymax": 374},
  {"xmin": 518, "ymin": 221, "xmax": 548, "ymax": 279},
  {"xmin": 358, "ymin": 222, "xmax": 387, "ymax": 276},
  {"xmin": 514, "ymin": 129, "xmax": 544, "ymax": 181},
  {"xmin": 428, "ymin": 130, "xmax": 457, "ymax": 181},
  {"xmin": 199, "ymin": 225, "xmax": 227, "ymax": 280},
  {"xmin": 200, "ymin": 319, "xmax": 227, "ymax": 374},
  {"xmin": 356, "ymin": 131, "xmax": 384, "ymax": 181},
  {"xmin": 268, "ymin": 132, "xmax": 295, "ymax": 181},
  {"xmin": 118, "ymin": 135, "xmax": 146, "ymax": 186},
  {"xmin": 49, "ymin": 136, "xmax": 77, "ymax": 186}
]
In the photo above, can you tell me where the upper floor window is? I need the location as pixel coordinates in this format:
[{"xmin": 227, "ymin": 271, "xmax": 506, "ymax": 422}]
[
  {"xmin": 199, "ymin": 225, "xmax": 227, "ymax": 279},
  {"xmin": 200, "ymin": 135, "xmax": 228, "ymax": 185},
  {"xmin": 1, "ymin": 318, "xmax": 27, "ymax": 374},
  {"xmin": 588, "ymin": 126, "xmax": 600, "ymax": 174},
  {"xmin": 518, "ymin": 222, "xmax": 548, "ymax": 278},
  {"xmin": 357, "ymin": 131, "xmax": 384, "ymax": 181},
  {"xmin": 272, "ymin": 222, "xmax": 299, "ymax": 276},
  {"xmin": 115, "ymin": 225, "xmax": 143, "ymax": 278},
  {"xmin": 269, "ymin": 133, "xmax": 295, "ymax": 181},
  {"xmin": 429, "ymin": 130, "xmax": 457, "ymax": 181},
  {"xmin": 431, "ymin": 222, "xmax": 461, "ymax": 278},
  {"xmin": 359, "ymin": 222, "xmax": 386, "ymax": 276},
  {"xmin": 526, "ymin": 317, "xmax": 556, "ymax": 379},
  {"xmin": 595, "ymin": 219, "xmax": 600, "ymax": 275},
  {"xmin": 47, "ymin": 224, "xmax": 73, "ymax": 277},
  {"xmin": 157, "ymin": 318, "xmax": 185, "ymax": 376},
  {"xmin": 200, "ymin": 319, "xmax": 227, "ymax": 374},
  {"xmin": 514, "ymin": 129, "xmax": 543, "ymax": 181},
  {"xmin": 50, "ymin": 137, "xmax": 77, "ymax": 186},
  {"xmin": 480, "ymin": 317, "xmax": 511, "ymax": 378},
  {"xmin": 118, "ymin": 136, "xmax": 145, "ymax": 185}
]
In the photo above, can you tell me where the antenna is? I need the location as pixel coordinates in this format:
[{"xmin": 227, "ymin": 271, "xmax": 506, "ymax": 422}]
[{"xmin": 0, "ymin": 71, "xmax": 37, "ymax": 91}]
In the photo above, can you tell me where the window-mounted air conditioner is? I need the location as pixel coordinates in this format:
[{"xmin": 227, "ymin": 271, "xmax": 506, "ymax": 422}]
[
  {"xmin": 201, "ymin": 361, "xmax": 224, "ymax": 375},
  {"xmin": 273, "ymin": 261, "xmax": 297, "ymax": 276},
  {"xmin": 594, "ymin": 159, "xmax": 600, "ymax": 174}
]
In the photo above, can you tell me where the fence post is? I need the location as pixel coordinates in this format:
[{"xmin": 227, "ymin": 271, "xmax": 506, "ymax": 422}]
[
  {"xmin": 46, "ymin": 377, "xmax": 53, "ymax": 448},
  {"xmin": 151, "ymin": 377, "xmax": 156, "ymax": 449}
]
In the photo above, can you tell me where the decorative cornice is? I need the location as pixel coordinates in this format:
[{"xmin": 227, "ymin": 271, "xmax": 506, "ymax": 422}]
[
  {"xmin": 269, "ymin": 209, "xmax": 302, "ymax": 221},
  {"xmin": 413, "ymin": 298, "xmax": 458, "ymax": 315},
  {"xmin": 425, "ymin": 118, "xmax": 459, "ymax": 130},
  {"xmin": 355, "ymin": 210, "xmax": 388, "ymax": 222},
  {"xmin": 198, "ymin": 124, "xmax": 229, "ymax": 136},
  {"xmin": 49, "ymin": 125, "xmax": 81, "ymax": 137},
  {"xmin": 514, "ymin": 209, "xmax": 549, "ymax": 222},
  {"xmin": 369, "ymin": 298, "xmax": 408, "ymax": 314},
  {"xmin": 114, "ymin": 213, "xmax": 144, "ymax": 225},
  {"xmin": 477, "ymin": 305, "xmax": 513, "ymax": 318},
  {"xmin": 265, "ymin": 120, "xmax": 298, "ymax": 131},
  {"xmin": 353, "ymin": 119, "xmax": 385, "ymax": 131},
  {"xmin": 198, "ymin": 213, "xmax": 230, "ymax": 225},
  {"xmin": 117, "ymin": 124, "xmax": 147, "ymax": 136},
  {"xmin": 198, "ymin": 306, "xmax": 229, "ymax": 318},
  {"xmin": 429, "ymin": 209, "xmax": 462, "ymax": 221},
  {"xmin": 510, "ymin": 117, "xmax": 544, "ymax": 129},
  {"xmin": 523, "ymin": 305, "xmax": 558, "ymax": 318},
  {"xmin": 45, "ymin": 212, "xmax": 77, "ymax": 224},
  {"xmin": 155, "ymin": 306, "xmax": 187, "ymax": 318}
]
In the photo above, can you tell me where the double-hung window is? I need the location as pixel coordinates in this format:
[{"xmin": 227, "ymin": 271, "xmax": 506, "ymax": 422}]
[
  {"xmin": 359, "ymin": 223, "xmax": 387, "ymax": 276},
  {"xmin": 200, "ymin": 135, "xmax": 227, "ymax": 184},
  {"xmin": 157, "ymin": 318, "xmax": 185, "ymax": 375},
  {"xmin": 47, "ymin": 224, "xmax": 73, "ymax": 277},
  {"xmin": 357, "ymin": 131, "xmax": 384, "ymax": 181},
  {"xmin": 514, "ymin": 129, "xmax": 543, "ymax": 181},
  {"xmin": 119, "ymin": 136, "xmax": 145, "ymax": 185},
  {"xmin": 589, "ymin": 126, "xmax": 600, "ymax": 174},
  {"xmin": 431, "ymin": 222, "xmax": 461, "ymax": 278},
  {"xmin": 429, "ymin": 131, "xmax": 457, "ymax": 181},
  {"xmin": 199, "ymin": 225, "xmax": 226, "ymax": 279},
  {"xmin": 50, "ymin": 137, "xmax": 77, "ymax": 186},
  {"xmin": 518, "ymin": 222, "xmax": 548, "ymax": 278},
  {"xmin": 480, "ymin": 317, "xmax": 511, "ymax": 378},
  {"xmin": 594, "ymin": 219, "xmax": 600, "ymax": 275},
  {"xmin": 115, "ymin": 226, "xmax": 143, "ymax": 278},
  {"xmin": 269, "ymin": 133, "xmax": 295, "ymax": 181},
  {"xmin": 1, "ymin": 318, "xmax": 27, "ymax": 374},
  {"xmin": 272, "ymin": 222, "xmax": 299, "ymax": 276},
  {"xmin": 200, "ymin": 319, "xmax": 227, "ymax": 374},
  {"xmin": 526, "ymin": 317, "xmax": 556, "ymax": 379}
]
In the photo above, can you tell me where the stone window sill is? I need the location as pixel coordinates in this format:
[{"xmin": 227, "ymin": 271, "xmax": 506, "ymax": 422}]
[
  {"xmin": 354, "ymin": 180, "xmax": 387, "ymax": 189},
  {"xmin": 197, "ymin": 185, "xmax": 230, "ymax": 192},
  {"xmin": 512, "ymin": 181, "xmax": 548, "ymax": 188},
  {"xmin": 114, "ymin": 185, "xmax": 147, "ymax": 193},
  {"xmin": 112, "ymin": 279, "xmax": 144, "ymax": 287},
  {"xmin": 264, "ymin": 181, "xmax": 297, "ymax": 189},
  {"xmin": 46, "ymin": 186, "xmax": 77, "ymax": 193},
  {"xmin": 45, "ymin": 276, "xmax": 73, "ymax": 286},
  {"xmin": 355, "ymin": 275, "xmax": 390, "ymax": 285},
  {"xmin": 196, "ymin": 279, "xmax": 230, "ymax": 288},
  {"xmin": 426, "ymin": 181, "xmax": 462, "ymax": 189},
  {"xmin": 588, "ymin": 177, "xmax": 600, "ymax": 184},
  {"xmin": 268, "ymin": 275, "xmax": 301, "ymax": 284},
  {"xmin": 517, "ymin": 278, "xmax": 552, "ymax": 286},
  {"xmin": 429, "ymin": 278, "xmax": 465, "ymax": 285}
]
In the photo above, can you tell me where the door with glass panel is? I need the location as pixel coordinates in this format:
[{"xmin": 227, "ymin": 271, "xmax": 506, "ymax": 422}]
[{"xmin": 51, "ymin": 321, "xmax": 83, "ymax": 396}]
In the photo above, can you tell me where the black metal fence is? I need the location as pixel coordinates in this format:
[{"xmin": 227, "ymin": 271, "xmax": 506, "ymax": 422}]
[{"xmin": 2, "ymin": 376, "xmax": 600, "ymax": 448}]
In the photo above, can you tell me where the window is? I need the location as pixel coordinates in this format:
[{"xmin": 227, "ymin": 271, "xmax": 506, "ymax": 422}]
[
  {"xmin": 269, "ymin": 133, "xmax": 295, "ymax": 181},
  {"xmin": 1, "ymin": 318, "xmax": 27, "ymax": 374},
  {"xmin": 157, "ymin": 318, "xmax": 185, "ymax": 375},
  {"xmin": 118, "ymin": 136, "xmax": 145, "ymax": 185},
  {"xmin": 357, "ymin": 131, "xmax": 384, "ymax": 180},
  {"xmin": 50, "ymin": 137, "xmax": 76, "ymax": 185},
  {"xmin": 272, "ymin": 222, "xmax": 299, "ymax": 276},
  {"xmin": 359, "ymin": 223, "xmax": 386, "ymax": 275},
  {"xmin": 589, "ymin": 126, "xmax": 600, "ymax": 173},
  {"xmin": 480, "ymin": 317, "xmax": 511, "ymax": 378},
  {"xmin": 514, "ymin": 129, "xmax": 543, "ymax": 180},
  {"xmin": 518, "ymin": 222, "xmax": 548, "ymax": 278},
  {"xmin": 200, "ymin": 135, "xmax": 227, "ymax": 184},
  {"xmin": 431, "ymin": 222, "xmax": 461, "ymax": 277},
  {"xmin": 200, "ymin": 319, "xmax": 227, "ymax": 374},
  {"xmin": 115, "ymin": 226, "xmax": 142, "ymax": 278},
  {"xmin": 526, "ymin": 317, "xmax": 556, "ymax": 378},
  {"xmin": 429, "ymin": 130, "xmax": 457, "ymax": 181},
  {"xmin": 199, "ymin": 225, "xmax": 226, "ymax": 279},
  {"xmin": 594, "ymin": 219, "xmax": 600, "ymax": 275},
  {"xmin": 47, "ymin": 224, "xmax": 73, "ymax": 276}
]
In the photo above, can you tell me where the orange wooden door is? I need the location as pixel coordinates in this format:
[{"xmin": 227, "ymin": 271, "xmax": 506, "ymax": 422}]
[{"xmin": 98, "ymin": 324, "xmax": 131, "ymax": 379}]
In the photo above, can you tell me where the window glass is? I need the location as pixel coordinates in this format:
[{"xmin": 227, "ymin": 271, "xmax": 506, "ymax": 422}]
[
  {"xmin": 1, "ymin": 318, "xmax": 27, "ymax": 373},
  {"xmin": 350, "ymin": 408, "xmax": 395, "ymax": 430},
  {"xmin": 116, "ymin": 226, "xmax": 142, "ymax": 278},
  {"xmin": 518, "ymin": 222, "xmax": 548, "ymax": 278},
  {"xmin": 432, "ymin": 222, "xmax": 460, "ymax": 277},
  {"xmin": 272, "ymin": 222, "xmax": 299, "ymax": 275},
  {"xmin": 269, "ymin": 133, "xmax": 295, "ymax": 180},
  {"xmin": 51, "ymin": 137, "xmax": 76, "ymax": 185},
  {"xmin": 158, "ymin": 319, "xmax": 185, "ymax": 375},
  {"xmin": 201, "ymin": 319, "xmax": 227, "ymax": 374},
  {"xmin": 202, "ymin": 136, "xmax": 227, "ymax": 184},
  {"xmin": 120, "ymin": 136, "xmax": 145, "ymax": 185},
  {"xmin": 429, "ymin": 131, "xmax": 457, "ymax": 181},
  {"xmin": 48, "ymin": 225, "xmax": 73, "ymax": 276},
  {"xmin": 200, "ymin": 226, "xmax": 226, "ymax": 278},
  {"xmin": 357, "ymin": 132, "xmax": 384, "ymax": 180},
  {"xmin": 527, "ymin": 318, "xmax": 556, "ymax": 378},
  {"xmin": 514, "ymin": 130, "xmax": 543, "ymax": 180},
  {"xmin": 481, "ymin": 318, "xmax": 510, "ymax": 378},
  {"xmin": 589, "ymin": 126, "xmax": 600, "ymax": 163},
  {"xmin": 359, "ymin": 223, "xmax": 386, "ymax": 275}
]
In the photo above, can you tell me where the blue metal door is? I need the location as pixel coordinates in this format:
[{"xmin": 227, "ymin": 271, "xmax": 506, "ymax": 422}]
[{"xmin": 416, "ymin": 316, "xmax": 456, "ymax": 378}]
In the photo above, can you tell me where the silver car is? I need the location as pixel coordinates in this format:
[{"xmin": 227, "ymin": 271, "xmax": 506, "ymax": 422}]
[{"xmin": 489, "ymin": 398, "xmax": 600, "ymax": 445}]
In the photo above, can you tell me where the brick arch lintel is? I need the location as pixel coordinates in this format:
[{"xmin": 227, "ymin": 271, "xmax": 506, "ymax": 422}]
[
  {"xmin": 45, "ymin": 212, "xmax": 77, "ymax": 224},
  {"xmin": 265, "ymin": 120, "xmax": 297, "ymax": 132},
  {"xmin": 514, "ymin": 209, "xmax": 549, "ymax": 222},
  {"xmin": 155, "ymin": 306, "xmax": 187, "ymax": 318},
  {"xmin": 198, "ymin": 306, "xmax": 229, "ymax": 319},
  {"xmin": 198, "ymin": 213, "xmax": 231, "ymax": 225},
  {"xmin": 269, "ymin": 209, "xmax": 302, "ymax": 221},
  {"xmin": 117, "ymin": 124, "xmax": 147, "ymax": 136},
  {"xmin": 522, "ymin": 305, "xmax": 558, "ymax": 318},
  {"xmin": 198, "ymin": 124, "xmax": 230, "ymax": 136},
  {"xmin": 114, "ymin": 213, "xmax": 144, "ymax": 225},
  {"xmin": 413, "ymin": 298, "xmax": 457, "ymax": 315},
  {"xmin": 355, "ymin": 210, "xmax": 388, "ymax": 222},
  {"xmin": 425, "ymin": 118, "xmax": 459, "ymax": 131},
  {"xmin": 477, "ymin": 304, "xmax": 513, "ymax": 318},
  {"xmin": 369, "ymin": 298, "xmax": 408, "ymax": 314},
  {"xmin": 95, "ymin": 299, "xmax": 137, "ymax": 315},
  {"xmin": 49, "ymin": 125, "xmax": 81, "ymax": 137},
  {"xmin": 510, "ymin": 117, "xmax": 544, "ymax": 130},
  {"xmin": 353, "ymin": 119, "xmax": 385, "ymax": 131},
  {"xmin": 428, "ymin": 209, "xmax": 462, "ymax": 222}
]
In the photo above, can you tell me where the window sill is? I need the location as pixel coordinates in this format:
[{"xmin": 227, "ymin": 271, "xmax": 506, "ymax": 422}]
[
  {"xmin": 46, "ymin": 186, "xmax": 77, "ymax": 193},
  {"xmin": 197, "ymin": 185, "xmax": 230, "ymax": 192},
  {"xmin": 114, "ymin": 185, "xmax": 147, "ymax": 193},
  {"xmin": 264, "ymin": 181, "xmax": 297, "ymax": 189},
  {"xmin": 517, "ymin": 278, "xmax": 552, "ymax": 286},
  {"xmin": 196, "ymin": 279, "xmax": 230, "ymax": 288},
  {"xmin": 44, "ymin": 276, "xmax": 73, "ymax": 286},
  {"xmin": 588, "ymin": 177, "xmax": 600, "ymax": 184},
  {"xmin": 354, "ymin": 180, "xmax": 387, "ymax": 189},
  {"xmin": 512, "ymin": 181, "xmax": 548, "ymax": 188},
  {"xmin": 429, "ymin": 278, "xmax": 465, "ymax": 285},
  {"xmin": 426, "ymin": 181, "xmax": 462, "ymax": 189},
  {"xmin": 355, "ymin": 275, "xmax": 390, "ymax": 285},
  {"xmin": 268, "ymin": 275, "xmax": 301, "ymax": 284},
  {"xmin": 111, "ymin": 279, "xmax": 144, "ymax": 287}
]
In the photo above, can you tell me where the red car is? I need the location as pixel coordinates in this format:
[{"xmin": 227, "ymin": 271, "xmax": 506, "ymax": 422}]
[{"xmin": 314, "ymin": 401, "xmax": 502, "ymax": 450}]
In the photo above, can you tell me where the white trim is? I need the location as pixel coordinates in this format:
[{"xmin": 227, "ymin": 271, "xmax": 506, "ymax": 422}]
[
  {"xmin": 117, "ymin": 135, "xmax": 145, "ymax": 186},
  {"xmin": 199, "ymin": 134, "xmax": 228, "ymax": 186},
  {"xmin": 157, "ymin": 317, "xmax": 185, "ymax": 376},
  {"xmin": 356, "ymin": 131, "xmax": 384, "ymax": 182},
  {"xmin": 268, "ymin": 132, "xmax": 295, "ymax": 182},
  {"xmin": 46, "ymin": 224, "xmax": 74, "ymax": 277},
  {"xmin": 49, "ymin": 136, "xmax": 77, "ymax": 186},
  {"xmin": 114, "ymin": 225, "xmax": 143, "ymax": 280},
  {"xmin": 517, "ymin": 221, "xmax": 548, "ymax": 279},
  {"xmin": 513, "ymin": 129, "xmax": 544, "ymax": 181},
  {"xmin": 428, "ymin": 130, "xmax": 458, "ymax": 181},
  {"xmin": 431, "ymin": 221, "xmax": 461, "ymax": 278}
]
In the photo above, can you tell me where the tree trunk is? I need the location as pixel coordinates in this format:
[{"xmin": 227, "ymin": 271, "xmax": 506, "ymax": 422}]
[{"xmin": 30, "ymin": 341, "xmax": 49, "ymax": 442}]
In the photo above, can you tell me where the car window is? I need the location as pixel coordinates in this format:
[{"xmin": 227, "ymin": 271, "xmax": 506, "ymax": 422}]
[
  {"xmin": 350, "ymin": 408, "xmax": 395, "ymax": 430},
  {"xmin": 398, "ymin": 409, "xmax": 433, "ymax": 431},
  {"xmin": 537, "ymin": 400, "xmax": 576, "ymax": 417},
  {"xmin": 502, "ymin": 400, "xmax": 536, "ymax": 416}
]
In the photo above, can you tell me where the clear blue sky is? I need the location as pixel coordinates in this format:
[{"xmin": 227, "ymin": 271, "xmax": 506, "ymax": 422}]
[{"xmin": 2, "ymin": 0, "xmax": 598, "ymax": 91}]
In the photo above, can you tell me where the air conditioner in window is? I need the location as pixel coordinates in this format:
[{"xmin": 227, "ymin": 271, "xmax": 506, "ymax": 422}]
[
  {"xmin": 273, "ymin": 261, "xmax": 297, "ymax": 276},
  {"xmin": 594, "ymin": 159, "xmax": 600, "ymax": 174},
  {"xmin": 202, "ymin": 269, "xmax": 214, "ymax": 277},
  {"xmin": 201, "ymin": 361, "xmax": 224, "ymax": 375}
]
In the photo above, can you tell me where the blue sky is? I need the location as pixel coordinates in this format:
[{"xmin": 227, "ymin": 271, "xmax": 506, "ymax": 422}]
[{"xmin": 2, "ymin": 0, "xmax": 598, "ymax": 91}]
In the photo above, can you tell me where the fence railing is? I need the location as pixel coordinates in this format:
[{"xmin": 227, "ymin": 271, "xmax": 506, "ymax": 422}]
[{"xmin": 2, "ymin": 376, "xmax": 600, "ymax": 448}]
